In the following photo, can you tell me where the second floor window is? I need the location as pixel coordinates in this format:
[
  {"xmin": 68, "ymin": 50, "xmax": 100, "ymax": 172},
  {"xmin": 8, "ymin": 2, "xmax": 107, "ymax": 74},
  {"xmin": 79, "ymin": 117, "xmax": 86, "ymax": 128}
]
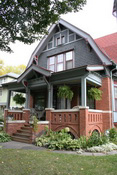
[
  {"xmin": 0, "ymin": 88, "xmax": 2, "ymax": 96},
  {"xmin": 48, "ymin": 51, "xmax": 74, "ymax": 72}
]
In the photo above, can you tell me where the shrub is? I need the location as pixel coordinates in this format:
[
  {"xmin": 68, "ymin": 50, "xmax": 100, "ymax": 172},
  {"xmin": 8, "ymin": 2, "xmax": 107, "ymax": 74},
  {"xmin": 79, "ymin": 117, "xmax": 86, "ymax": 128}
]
[
  {"xmin": 0, "ymin": 132, "xmax": 11, "ymax": 142},
  {"xmin": 86, "ymin": 132, "xmax": 109, "ymax": 148},
  {"xmin": 36, "ymin": 128, "xmax": 109, "ymax": 150},
  {"xmin": 109, "ymin": 128, "xmax": 117, "ymax": 141},
  {"xmin": 87, "ymin": 143, "xmax": 117, "ymax": 153}
]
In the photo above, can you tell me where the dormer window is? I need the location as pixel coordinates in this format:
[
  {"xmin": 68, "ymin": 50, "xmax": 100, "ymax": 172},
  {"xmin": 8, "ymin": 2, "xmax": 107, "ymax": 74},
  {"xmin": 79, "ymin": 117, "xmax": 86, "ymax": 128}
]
[
  {"xmin": 61, "ymin": 36, "xmax": 65, "ymax": 44},
  {"xmin": 56, "ymin": 37, "xmax": 61, "ymax": 46}
]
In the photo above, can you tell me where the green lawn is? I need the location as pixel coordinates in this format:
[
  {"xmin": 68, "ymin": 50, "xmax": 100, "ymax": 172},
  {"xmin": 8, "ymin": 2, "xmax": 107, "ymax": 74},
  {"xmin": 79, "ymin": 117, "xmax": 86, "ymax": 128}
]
[{"xmin": 0, "ymin": 149, "xmax": 117, "ymax": 175}]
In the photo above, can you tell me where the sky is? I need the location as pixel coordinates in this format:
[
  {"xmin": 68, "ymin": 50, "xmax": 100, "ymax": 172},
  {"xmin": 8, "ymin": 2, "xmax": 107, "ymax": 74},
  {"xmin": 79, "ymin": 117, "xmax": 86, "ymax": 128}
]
[{"xmin": 0, "ymin": 0, "xmax": 117, "ymax": 67}]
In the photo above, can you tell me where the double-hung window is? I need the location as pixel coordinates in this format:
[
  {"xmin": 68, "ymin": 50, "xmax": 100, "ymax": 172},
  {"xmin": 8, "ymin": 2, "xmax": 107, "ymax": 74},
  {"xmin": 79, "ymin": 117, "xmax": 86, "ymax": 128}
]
[
  {"xmin": 65, "ymin": 51, "xmax": 73, "ymax": 70},
  {"xmin": 48, "ymin": 56, "xmax": 55, "ymax": 72},
  {"xmin": 57, "ymin": 54, "xmax": 64, "ymax": 72},
  {"xmin": 48, "ymin": 50, "xmax": 74, "ymax": 72}
]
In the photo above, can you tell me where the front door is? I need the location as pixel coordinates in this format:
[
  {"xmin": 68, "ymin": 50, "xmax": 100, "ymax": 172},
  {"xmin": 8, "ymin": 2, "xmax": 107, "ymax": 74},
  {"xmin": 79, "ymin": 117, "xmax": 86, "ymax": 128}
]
[{"xmin": 34, "ymin": 91, "xmax": 47, "ymax": 120}]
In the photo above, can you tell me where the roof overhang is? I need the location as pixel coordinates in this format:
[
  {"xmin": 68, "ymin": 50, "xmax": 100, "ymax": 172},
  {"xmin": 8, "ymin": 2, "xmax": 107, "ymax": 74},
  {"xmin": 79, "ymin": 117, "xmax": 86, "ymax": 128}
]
[
  {"xmin": 27, "ymin": 18, "xmax": 112, "ymax": 68},
  {"xmin": 86, "ymin": 65, "xmax": 104, "ymax": 71},
  {"xmin": 17, "ymin": 64, "xmax": 51, "ymax": 83}
]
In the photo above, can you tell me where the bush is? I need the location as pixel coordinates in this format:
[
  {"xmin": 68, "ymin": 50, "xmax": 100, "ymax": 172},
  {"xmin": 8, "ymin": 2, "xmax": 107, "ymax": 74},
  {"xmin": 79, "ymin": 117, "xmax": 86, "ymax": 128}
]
[
  {"xmin": 36, "ymin": 128, "xmax": 109, "ymax": 150},
  {"xmin": 109, "ymin": 128, "xmax": 117, "ymax": 141},
  {"xmin": 0, "ymin": 132, "xmax": 11, "ymax": 142},
  {"xmin": 87, "ymin": 143, "xmax": 117, "ymax": 153},
  {"xmin": 86, "ymin": 131, "xmax": 109, "ymax": 148}
]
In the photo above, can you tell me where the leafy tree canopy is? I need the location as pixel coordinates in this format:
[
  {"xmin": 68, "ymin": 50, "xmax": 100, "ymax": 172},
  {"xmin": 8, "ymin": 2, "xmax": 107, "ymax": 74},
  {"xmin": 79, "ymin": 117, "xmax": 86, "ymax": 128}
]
[
  {"xmin": 0, "ymin": 0, "xmax": 86, "ymax": 52},
  {"xmin": 0, "ymin": 59, "xmax": 26, "ymax": 75}
]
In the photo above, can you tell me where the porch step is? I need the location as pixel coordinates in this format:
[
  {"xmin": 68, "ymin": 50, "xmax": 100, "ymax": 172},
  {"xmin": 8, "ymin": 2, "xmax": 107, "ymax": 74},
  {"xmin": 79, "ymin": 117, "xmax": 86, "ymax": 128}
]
[
  {"xmin": 11, "ymin": 136, "xmax": 32, "ymax": 144},
  {"xmin": 11, "ymin": 124, "xmax": 32, "ymax": 144}
]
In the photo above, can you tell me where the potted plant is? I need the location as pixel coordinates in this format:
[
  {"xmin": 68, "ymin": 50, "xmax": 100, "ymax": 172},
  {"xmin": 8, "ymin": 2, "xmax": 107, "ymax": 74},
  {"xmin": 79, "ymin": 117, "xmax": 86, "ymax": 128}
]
[
  {"xmin": 13, "ymin": 93, "xmax": 26, "ymax": 105},
  {"xmin": 88, "ymin": 87, "xmax": 102, "ymax": 101},
  {"xmin": 57, "ymin": 85, "xmax": 74, "ymax": 100}
]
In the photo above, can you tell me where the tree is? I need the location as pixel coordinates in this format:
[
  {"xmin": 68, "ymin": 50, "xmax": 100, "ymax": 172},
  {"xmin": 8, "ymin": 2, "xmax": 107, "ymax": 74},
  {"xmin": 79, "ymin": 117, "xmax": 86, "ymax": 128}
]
[
  {"xmin": 0, "ymin": 59, "xmax": 5, "ymax": 75},
  {"xmin": 0, "ymin": 0, "xmax": 86, "ymax": 52},
  {"xmin": 0, "ymin": 59, "xmax": 26, "ymax": 76}
]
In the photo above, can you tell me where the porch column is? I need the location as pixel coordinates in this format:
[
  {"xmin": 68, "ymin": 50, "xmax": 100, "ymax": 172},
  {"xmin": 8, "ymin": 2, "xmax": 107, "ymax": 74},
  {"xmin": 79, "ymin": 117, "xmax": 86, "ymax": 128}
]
[
  {"xmin": 6, "ymin": 90, "xmax": 11, "ymax": 109},
  {"xmin": 25, "ymin": 87, "xmax": 30, "ymax": 109},
  {"xmin": 48, "ymin": 84, "xmax": 53, "ymax": 108},
  {"xmin": 81, "ymin": 77, "xmax": 87, "ymax": 107}
]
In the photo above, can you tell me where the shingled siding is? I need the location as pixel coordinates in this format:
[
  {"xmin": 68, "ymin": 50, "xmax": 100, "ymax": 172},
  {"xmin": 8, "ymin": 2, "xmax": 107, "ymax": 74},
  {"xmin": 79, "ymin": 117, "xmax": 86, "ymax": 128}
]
[{"xmin": 38, "ymin": 39, "xmax": 102, "ymax": 69}]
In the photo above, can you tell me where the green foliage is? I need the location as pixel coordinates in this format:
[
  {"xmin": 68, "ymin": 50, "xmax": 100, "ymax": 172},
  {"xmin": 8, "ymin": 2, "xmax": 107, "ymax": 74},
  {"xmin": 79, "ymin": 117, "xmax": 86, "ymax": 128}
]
[
  {"xmin": 32, "ymin": 116, "xmax": 39, "ymax": 132},
  {"xmin": 36, "ymin": 128, "xmax": 108, "ymax": 150},
  {"xmin": 0, "ymin": 0, "xmax": 86, "ymax": 52},
  {"xmin": 0, "ymin": 132, "xmax": 11, "ymax": 142},
  {"xmin": 87, "ymin": 132, "xmax": 109, "ymax": 148},
  {"xmin": 0, "ymin": 109, "xmax": 4, "ymax": 122},
  {"xmin": 109, "ymin": 128, "xmax": 117, "ymax": 141},
  {"xmin": 88, "ymin": 88, "xmax": 102, "ymax": 100},
  {"xmin": 57, "ymin": 85, "xmax": 74, "ymax": 100},
  {"xmin": 13, "ymin": 93, "xmax": 26, "ymax": 105}
]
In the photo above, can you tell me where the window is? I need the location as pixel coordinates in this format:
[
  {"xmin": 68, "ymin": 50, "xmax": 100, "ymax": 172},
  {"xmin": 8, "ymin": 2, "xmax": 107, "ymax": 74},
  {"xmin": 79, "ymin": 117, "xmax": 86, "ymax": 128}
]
[
  {"xmin": 48, "ymin": 56, "xmax": 55, "ymax": 72},
  {"xmin": 48, "ymin": 51, "xmax": 73, "ymax": 72},
  {"xmin": 114, "ymin": 86, "xmax": 117, "ymax": 111},
  {"xmin": 61, "ymin": 36, "xmax": 65, "ymax": 44},
  {"xmin": 0, "ymin": 88, "xmax": 2, "ymax": 96},
  {"xmin": 48, "ymin": 38, "xmax": 53, "ymax": 49},
  {"xmin": 56, "ymin": 37, "xmax": 61, "ymax": 46},
  {"xmin": 66, "ymin": 51, "xmax": 73, "ymax": 70},
  {"xmin": 57, "ymin": 54, "xmax": 64, "ymax": 72}
]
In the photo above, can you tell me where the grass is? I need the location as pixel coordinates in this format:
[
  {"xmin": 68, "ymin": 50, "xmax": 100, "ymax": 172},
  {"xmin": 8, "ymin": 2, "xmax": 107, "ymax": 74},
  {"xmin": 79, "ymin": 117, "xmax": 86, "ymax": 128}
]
[{"xmin": 0, "ymin": 149, "xmax": 117, "ymax": 175}]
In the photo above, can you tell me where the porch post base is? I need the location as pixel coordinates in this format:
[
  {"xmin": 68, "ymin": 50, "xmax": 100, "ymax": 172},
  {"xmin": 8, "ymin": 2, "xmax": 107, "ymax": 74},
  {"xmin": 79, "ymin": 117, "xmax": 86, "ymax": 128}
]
[{"xmin": 23, "ymin": 109, "xmax": 30, "ymax": 123}]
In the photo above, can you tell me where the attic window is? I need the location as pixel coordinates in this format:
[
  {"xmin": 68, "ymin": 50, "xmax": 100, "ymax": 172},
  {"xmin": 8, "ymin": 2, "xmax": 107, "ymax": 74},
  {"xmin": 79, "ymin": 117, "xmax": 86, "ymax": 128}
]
[
  {"xmin": 57, "ymin": 37, "xmax": 61, "ymax": 46},
  {"xmin": 47, "ymin": 37, "xmax": 53, "ymax": 49}
]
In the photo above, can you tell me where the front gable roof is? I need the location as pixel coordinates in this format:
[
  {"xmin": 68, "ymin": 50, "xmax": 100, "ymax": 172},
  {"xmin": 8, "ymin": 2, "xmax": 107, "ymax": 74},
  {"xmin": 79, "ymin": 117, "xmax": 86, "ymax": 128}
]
[
  {"xmin": 27, "ymin": 18, "xmax": 112, "ymax": 68},
  {"xmin": 17, "ymin": 64, "xmax": 51, "ymax": 83}
]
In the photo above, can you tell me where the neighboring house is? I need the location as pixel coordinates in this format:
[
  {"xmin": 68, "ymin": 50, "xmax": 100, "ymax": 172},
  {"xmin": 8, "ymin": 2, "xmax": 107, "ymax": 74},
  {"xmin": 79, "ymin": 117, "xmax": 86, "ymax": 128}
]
[
  {"xmin": 3, "ymin": 19, "xmax": 117, "ymax": 143},
  {"xmin": 0, "ymin": 73, "xmax": 22, "ymax": 110}
]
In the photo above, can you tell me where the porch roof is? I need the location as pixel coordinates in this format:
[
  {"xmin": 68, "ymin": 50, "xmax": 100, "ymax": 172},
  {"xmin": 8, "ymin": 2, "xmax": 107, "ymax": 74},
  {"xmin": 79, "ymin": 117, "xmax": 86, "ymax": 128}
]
[{"xmin": 17, "ymin": 64, "xmax": 51, "ymax": 83}]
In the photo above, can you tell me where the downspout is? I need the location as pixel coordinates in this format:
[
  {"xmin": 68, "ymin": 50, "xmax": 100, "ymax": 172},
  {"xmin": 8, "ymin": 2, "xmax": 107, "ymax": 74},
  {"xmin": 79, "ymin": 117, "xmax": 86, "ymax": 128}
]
[{"xmin": 110, "ymin": 66, "xmax": 117, "ymax": 127}]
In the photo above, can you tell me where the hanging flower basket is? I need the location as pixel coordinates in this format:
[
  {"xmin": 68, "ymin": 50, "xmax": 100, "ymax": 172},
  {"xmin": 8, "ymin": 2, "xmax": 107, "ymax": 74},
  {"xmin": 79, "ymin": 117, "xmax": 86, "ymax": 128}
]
[
  {"xmin": 57, "ymin": 85, "xmax": 74, "ymax": 101},
  {"xmin": 88, "ymin": 88, "xmax": 102, "ymax": 101},
  {"xmin": 13, "ymin": 93, "xmax": 26, "ymax": 105}
]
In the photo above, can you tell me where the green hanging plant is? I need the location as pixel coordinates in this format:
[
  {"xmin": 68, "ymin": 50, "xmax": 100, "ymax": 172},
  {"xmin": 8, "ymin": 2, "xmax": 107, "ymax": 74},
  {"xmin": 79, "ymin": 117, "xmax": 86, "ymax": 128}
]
[
  {"xmin": 13, "ymin": 93, "xmax": 26, "ymax": 105},
  {"xmin": 57, "ymin": 85, "xmax": 74, "ymax": 101},
  {"xmin": 88, "ymin": 88, "xmax": 102, "ymax": 101}
]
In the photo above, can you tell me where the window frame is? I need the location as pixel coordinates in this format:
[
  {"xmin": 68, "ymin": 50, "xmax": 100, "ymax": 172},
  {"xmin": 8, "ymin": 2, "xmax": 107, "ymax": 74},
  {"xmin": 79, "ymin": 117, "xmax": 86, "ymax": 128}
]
[
  {"xmin": 0, "ymin": 88, "xmax": 2, "ymax": 96},
  {"xmin": 48, "ymin": 50, "xmax": 74, "ymax": 72}
]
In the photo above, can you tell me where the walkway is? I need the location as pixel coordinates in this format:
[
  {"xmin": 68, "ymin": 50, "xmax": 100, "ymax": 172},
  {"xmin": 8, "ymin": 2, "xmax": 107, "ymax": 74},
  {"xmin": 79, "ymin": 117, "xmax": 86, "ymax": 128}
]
[{"xmin": 0, "ymin": 141, "xmax": 117, "ymax": 156}]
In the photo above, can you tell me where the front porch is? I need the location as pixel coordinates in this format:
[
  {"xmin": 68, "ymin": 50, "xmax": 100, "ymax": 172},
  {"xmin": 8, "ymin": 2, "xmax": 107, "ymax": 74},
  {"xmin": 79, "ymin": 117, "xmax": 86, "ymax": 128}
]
[{"xmin": 3, "ymin": 65, "xmax": 113, "ymax": 142}]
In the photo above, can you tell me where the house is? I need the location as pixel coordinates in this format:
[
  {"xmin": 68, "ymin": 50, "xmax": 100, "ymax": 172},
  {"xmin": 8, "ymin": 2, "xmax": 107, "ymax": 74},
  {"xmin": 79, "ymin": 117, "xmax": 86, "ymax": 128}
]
[
  {"xmin": 3, "ymin": 19, "xmax": 117, "ymax": 143},
  {"xmin": 0, "ymin": 73, "xmax": 20, "ymax": 111}
]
